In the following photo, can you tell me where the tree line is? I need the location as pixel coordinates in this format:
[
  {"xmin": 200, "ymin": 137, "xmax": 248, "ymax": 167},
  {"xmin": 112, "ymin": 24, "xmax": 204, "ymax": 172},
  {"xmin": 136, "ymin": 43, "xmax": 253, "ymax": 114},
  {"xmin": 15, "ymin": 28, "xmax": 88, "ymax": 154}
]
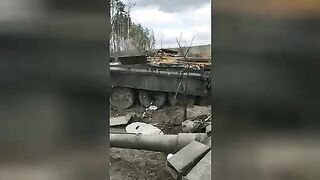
[{"xmin": 110, "ymin": 0, "xmax": 156, "ymax": 56}]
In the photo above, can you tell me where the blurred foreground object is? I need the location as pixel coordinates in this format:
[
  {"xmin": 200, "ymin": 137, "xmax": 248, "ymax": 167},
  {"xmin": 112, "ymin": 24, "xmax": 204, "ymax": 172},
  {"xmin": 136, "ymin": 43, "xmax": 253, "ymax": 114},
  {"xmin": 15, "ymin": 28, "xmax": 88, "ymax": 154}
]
[
  {"xmin": 214, "ymin": 0, "xmax": 320, "ymax": 179},
  {"xmin": 0, "ymin": 0, "xmax": 108, "ymax": 179}
]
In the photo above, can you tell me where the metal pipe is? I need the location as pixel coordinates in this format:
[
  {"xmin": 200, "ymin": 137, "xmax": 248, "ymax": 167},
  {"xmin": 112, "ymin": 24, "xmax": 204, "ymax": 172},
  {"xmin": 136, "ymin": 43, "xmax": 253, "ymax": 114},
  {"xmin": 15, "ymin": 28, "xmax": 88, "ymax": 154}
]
[{"xmin": 110, "ymin": 133, "xmax": 208, "ymax": 153}]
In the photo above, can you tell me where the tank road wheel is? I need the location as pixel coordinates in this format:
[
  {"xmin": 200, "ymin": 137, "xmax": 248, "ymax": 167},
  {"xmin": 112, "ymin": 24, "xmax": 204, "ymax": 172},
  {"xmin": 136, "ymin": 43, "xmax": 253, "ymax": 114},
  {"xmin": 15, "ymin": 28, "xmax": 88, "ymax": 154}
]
[
  {"xmin": 138, "ymin": 90, "xmax": 166, "ymax": 108},
  {"xmin": 110, "ymin": 87, "xmax": 135, "ymax": 109},
  {"xmin": 168, "ymin": 93, "xmax": 181, "ymax": 106},
  {"xmin": 168, "ymin": 93, "xmax": 196, "ymax": 106}
]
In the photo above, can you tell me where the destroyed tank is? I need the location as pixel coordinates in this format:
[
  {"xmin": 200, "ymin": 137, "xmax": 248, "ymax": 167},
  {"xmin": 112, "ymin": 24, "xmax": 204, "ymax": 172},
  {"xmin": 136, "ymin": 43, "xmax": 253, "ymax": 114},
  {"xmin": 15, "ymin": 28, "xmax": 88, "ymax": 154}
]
[
  {"xmin": 110, "ymin": 132, "xmax": 212, "ymax": 180},
  {"xmin": 110, "ymin": 50, "xmax": 211, "ymax": 109}
]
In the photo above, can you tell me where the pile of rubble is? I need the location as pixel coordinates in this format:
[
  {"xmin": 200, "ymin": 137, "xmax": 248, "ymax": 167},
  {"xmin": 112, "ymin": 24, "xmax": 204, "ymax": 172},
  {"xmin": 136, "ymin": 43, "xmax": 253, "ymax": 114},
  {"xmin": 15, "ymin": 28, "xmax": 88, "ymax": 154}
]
[{"xmin": 148, "ymin": 49, "xmax": 211, "ymax": 70}]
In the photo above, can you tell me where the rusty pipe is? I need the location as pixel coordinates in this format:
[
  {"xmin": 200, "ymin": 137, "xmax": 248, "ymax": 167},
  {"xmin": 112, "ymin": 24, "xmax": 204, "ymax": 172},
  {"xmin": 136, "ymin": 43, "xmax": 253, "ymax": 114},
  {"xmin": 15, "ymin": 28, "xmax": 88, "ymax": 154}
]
[{"xmin": 110, "ymin": 133, "xmax": 208, "ymax": 153}]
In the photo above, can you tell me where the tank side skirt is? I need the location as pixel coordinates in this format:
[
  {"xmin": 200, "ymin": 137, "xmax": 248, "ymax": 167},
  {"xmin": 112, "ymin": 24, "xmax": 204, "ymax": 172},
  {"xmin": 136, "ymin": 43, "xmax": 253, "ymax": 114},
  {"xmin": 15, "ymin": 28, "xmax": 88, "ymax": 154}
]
[
  {"xmin": 110, "ymin": 66, "xmax": 209, "ymax": 79},
  {"xmin": 110, "ymin": 71, "xmax": 209, "ymax": 97}
]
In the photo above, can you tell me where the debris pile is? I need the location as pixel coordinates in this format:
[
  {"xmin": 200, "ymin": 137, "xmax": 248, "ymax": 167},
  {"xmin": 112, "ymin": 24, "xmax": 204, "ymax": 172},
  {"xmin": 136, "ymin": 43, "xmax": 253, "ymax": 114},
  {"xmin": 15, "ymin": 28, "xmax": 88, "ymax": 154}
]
[
  {"xmin": 147, "ymin": 48, "xmax": 211, "ymax": 70},
  {"xmin": 182, "ymin": 115, "xmax": 211, "ymax": 133},
  {"xmin": 110, "ymin": 105, "xmax": 211, "ymax": 180}
]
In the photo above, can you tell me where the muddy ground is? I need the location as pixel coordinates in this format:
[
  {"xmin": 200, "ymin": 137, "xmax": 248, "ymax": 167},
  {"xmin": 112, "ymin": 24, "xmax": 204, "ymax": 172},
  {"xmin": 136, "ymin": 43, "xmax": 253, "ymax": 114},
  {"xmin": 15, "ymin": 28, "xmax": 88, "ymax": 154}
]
[{"xmin": 110, "ymin": 105, "xmax": 211, "ymax": 180}]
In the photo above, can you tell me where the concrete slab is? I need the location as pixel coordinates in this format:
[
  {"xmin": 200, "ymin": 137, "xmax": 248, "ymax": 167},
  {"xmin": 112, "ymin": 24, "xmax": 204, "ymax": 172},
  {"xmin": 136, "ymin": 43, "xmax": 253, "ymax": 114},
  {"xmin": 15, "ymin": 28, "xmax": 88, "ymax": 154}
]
[
  {"xmin": 110, "ymin": 113, "xmax": 134, "ymax": 127},
  {"xmin": 182, "ymin": 150, "xmax": 211, "ymax": 180},
  {"xmin": 167, "ymin": 141, "xmax": 210, "ymax": 177}
]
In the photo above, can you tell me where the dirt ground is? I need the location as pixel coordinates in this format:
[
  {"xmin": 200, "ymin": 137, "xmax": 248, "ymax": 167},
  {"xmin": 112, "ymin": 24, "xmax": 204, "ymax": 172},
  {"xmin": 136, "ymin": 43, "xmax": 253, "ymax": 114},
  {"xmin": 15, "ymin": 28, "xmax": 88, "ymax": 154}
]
[{"xmin": 110, "ymin": 105, "xmax": 211, "ymax": 180}]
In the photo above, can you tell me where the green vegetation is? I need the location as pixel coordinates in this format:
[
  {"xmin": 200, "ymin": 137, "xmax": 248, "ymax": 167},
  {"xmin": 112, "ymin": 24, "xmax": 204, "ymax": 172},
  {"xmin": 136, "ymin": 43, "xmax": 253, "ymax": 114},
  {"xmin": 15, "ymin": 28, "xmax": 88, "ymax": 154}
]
[{"xmin": 111, "ymin": 0, "xmax": 155, "ymax": 56}]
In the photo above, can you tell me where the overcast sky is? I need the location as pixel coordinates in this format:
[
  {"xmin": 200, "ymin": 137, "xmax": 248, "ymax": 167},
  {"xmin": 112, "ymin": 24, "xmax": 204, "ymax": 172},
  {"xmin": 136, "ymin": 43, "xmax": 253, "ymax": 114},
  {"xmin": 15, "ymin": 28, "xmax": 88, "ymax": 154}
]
[{"xmin": 130, "ymin": 0, "xmax": 211, "ymax": 48}]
